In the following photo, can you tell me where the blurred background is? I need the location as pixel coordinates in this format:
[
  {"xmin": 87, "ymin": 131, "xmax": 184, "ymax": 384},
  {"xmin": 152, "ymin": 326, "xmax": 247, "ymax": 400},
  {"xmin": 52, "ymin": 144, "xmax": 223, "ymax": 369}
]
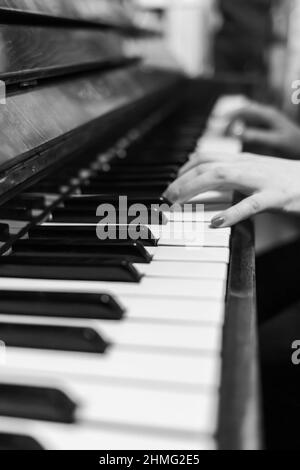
[{"xmin": 122, "ymin": 0, "xmax": 298, "ymax": 113}]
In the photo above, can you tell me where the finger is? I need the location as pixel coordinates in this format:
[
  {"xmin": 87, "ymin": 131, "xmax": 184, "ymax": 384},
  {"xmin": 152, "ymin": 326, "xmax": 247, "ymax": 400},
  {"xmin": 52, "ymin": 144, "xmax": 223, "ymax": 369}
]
[
  {"xmin": 167, "ymin": 162, "xmax": 238, "ymax": 201},
  {"xmin": 242, "ymin": 128, "xmax": 279, "ymax": 147},
  {"xmin": 211, "ymin": 192, "xmax": 271, "ymax": 228},
  {"xmin": 227, "ymin": 102, "xmax": 278, "ymax": 127},
  {"xmin": 179, "ymin": 152, "xmax": 240, "ymax": 176},
  {"xmin": 180, "ymin": 162, "xmax": 232, "ymax": 177},
  {"xmin": 164, "ymin": 170, "xmax": 226, "ymax": 203},
  {"xmin": 164, "ymin": 164, "xmax": 259, "ymax": 203}
]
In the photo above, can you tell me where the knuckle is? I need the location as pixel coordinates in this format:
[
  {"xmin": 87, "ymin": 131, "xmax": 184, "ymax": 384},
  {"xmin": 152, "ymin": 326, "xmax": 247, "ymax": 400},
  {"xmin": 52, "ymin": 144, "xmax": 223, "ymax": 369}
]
[
  {"xmin": 231, "ymin": 205, "xmax": 243, "ymax": 220},
  {"xmin": 213, "ymin": 166, "xmax": 229, "ymax": 181},
  {"xmin": 248, "ymin": 198, "xmax": 261, "ymax": 212},
  {"xmin": 214, "ymin": 166, "xmax": 240, "ymax": 182},
  {"xmin": 229, "ymin": 198, "xmax": 261, "ymax": 222},
  {"xmin": 195, "ymin": 165, "xmax": 203, "ymax": 176}
]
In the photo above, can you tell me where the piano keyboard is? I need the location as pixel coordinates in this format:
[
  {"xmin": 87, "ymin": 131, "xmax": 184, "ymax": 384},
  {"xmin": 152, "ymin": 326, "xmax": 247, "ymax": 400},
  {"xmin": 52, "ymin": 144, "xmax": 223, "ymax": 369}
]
[{"xmin": 0, "ymin": 105, "xmax": 241, "ymax": 451}]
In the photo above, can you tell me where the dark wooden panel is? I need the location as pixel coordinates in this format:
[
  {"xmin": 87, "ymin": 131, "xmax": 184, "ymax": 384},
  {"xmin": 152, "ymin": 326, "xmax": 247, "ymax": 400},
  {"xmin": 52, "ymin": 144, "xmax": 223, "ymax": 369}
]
[
  {"xmin": 218, "ymin": 219, "xmax": 261, "ymax": 450},
  {"xmin": 0, "ymin": 24, "xmax": 128, "ymax": 85},
  {"xmin": 0, "ymin": 0, "xmax": 156, "ymax": 36},
  {"xmin": 0, "ymin": 65, "xmax": 183, "ymax": 200},
  {"xmin": 0, "ymin": 0, "xmax": 131, "ymax": 26}
]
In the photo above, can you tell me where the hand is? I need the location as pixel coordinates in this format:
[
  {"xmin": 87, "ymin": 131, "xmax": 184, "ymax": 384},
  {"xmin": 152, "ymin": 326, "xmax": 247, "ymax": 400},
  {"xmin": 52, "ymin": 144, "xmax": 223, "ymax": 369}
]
[
  {"xmin": 164, "ymin": 153, "xmax": 300, "ymax": 228},
  {"xmin": 227, "ymin": 101, "xmax": 300, "ymax": 158}
]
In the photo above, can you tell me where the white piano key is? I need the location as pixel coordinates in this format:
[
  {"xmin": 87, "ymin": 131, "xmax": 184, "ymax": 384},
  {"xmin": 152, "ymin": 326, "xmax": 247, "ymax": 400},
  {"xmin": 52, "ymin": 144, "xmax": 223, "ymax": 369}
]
[
  {"xmin": 41, "ymin": 222, "xmax": 231, "ymax": 246},
  {"xmin": 166, "ymin": 212, "xmax": 205, "ymax": 223},
  {"xmin": 1, "ymin": 347, "xmax": 221, "ymax": 387},
  {"xmin": 183, "ymin": 223, "xmax": 231, "ymax": 234},
  {"xmin": 92, "ymin": 320, "xmax": 224, "ymax": 352},
  {"xmin": 154, "ymin": 209, "xmax": 230, "ymax": 226},
  {"xmin": 0, "ymin": 277, "xmax": 226, "ymax": 300},
  {"xmin": 122, "ymin": 296, "xmax": 225, "ymax": 325},
  {"xmin": 96, "ymin": 320, "xmax": 222, "ymax": 353},
  {"xmin": 157, "ymin": 238, "xmax": 227, "ymax": 248},
  {"xmin": 156, "ymin": 238, "xmax": 223, "ymax": 248},
  {"xmin": 76, "ymin": 383, "xmax": 219, "ymax": 435},
  {"xmin": 137, "ymin": 261, "xmax": 228, "ymax": 280},
  {"xmin": 0, "ymin": 374, "xmax": 219, "ymax": 435},
  {"xmin": 148, "ymin": 246, "xmax": 230, "ymax": 263},
  {"xmin": 0, "ymin": 316, "xmax": 222, "ymax": 353},
  {"xmin": 157, "ymin": 231, "xmax": 230, "ymax": 248},
  {"xmin": 0, "ymin": 418, "xmax": 216, "ymax": 450},
  {"xmin": 167, "ymin": 221, "xmax": 229, "ymax": 231},
  {"xmin": 149, "ymin": 221, "xmax": 230, "ymax": 235}
]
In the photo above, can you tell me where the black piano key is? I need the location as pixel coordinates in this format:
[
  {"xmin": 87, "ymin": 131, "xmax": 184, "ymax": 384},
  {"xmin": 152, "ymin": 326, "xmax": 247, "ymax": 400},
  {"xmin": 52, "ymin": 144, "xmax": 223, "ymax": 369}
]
[
  {"xmin": 125, "ymin": 152, "xmax": 188, "ymax": 165},
  {"xmin": 20, "ymin": 194, "xmax": 47, "ymax": 209},
  {"xmin": 80, "ymin": 187, "xmax": 165, "ymax": 197},
  {"xmin": 0, "ymin": 433, "xmax": 44, "ymax": 450},
  {"xmin": 137, "ymin": 143, "xmax": 195, "ymax": 153},
  {"xmin": 0, "ymin": 224, "xmax": 10, "ymax": 241},
  {"xmin": 81, "ymin": 181, "xmax": 169, "ymax": 192},
  {"xmin": 13, "ymin": 240, "xmax": 152, "ymax": 264},
  {"xmin": 109, "ymin": 164, "xmax": 180, "ymax": 173},
  {"xmin": 30, "ymin": 182, "xmax": 69, "ymax": 193},
  {"xmin": 121, "ymin": 157, "xmax": 186, "ymax": 166},
  {"xmin": 90, "ymin": 171, "xmax": 177, "ymax": 182},
  {"xmin": 101, "ymin": 168, "xmax": 178, "ymax": 178},
  {"xmin": 29, "ymin": 225, "xmax": 158, "ymax": 246},
  {"xmin": 64, "ymin": 195, "xmax": 171, "ymax": 209},
  {"xmin": 0, "ymin": 291, "xmax": 124, "ymax": 320},
  {"xmin": 51, "ymin": 207, "xmax": 168, "ymax": 225},
  {"xmin": 0, "ymin": 208, "xmax": 34, "ymax": 221},
  {"xmin": 0, "ymin": 323, "xmax": 109, "ymax": 354},
  {"xmin": 95, "ymin": 225, "xmax": 159, "ymax": 246},
  {"xmin": 0, "ymin": 257, "xmax": 142, "ymax": 282},
  {"xmin": 4, "ymin": 195, "xmax": 46, "ymax": 210},
  {"xmin": 0, "ymin": 384, "xmax": 77, "ymax": 423},
  {"xmin": 28, "ymin": 182, "xmax": 59, "ymax": 191}
]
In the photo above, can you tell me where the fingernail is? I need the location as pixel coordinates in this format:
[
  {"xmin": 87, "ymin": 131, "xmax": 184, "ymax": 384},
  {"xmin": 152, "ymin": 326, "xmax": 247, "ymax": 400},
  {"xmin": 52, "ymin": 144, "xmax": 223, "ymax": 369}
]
[{"xmin": 211, "ymin": 216, "xmax": 225, "ymax": 228}]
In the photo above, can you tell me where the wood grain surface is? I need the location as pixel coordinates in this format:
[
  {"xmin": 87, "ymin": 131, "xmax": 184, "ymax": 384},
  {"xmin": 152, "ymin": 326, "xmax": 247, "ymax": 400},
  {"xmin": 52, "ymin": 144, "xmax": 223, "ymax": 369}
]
[{"xmin": 0, "ymin": 24, "xmax": 127, "ymax": 85}]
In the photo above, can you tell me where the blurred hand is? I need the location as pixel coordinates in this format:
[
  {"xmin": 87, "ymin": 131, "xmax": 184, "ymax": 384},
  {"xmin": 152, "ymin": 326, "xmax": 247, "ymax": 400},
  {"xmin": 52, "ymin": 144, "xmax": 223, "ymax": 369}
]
[
  {"xmin": 164, "ymin": 153, "xmax": 300, "ymax": 228},
  {"xmin": 227, "ymin": 101, "xmax": 300, "ymax": 158}
]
